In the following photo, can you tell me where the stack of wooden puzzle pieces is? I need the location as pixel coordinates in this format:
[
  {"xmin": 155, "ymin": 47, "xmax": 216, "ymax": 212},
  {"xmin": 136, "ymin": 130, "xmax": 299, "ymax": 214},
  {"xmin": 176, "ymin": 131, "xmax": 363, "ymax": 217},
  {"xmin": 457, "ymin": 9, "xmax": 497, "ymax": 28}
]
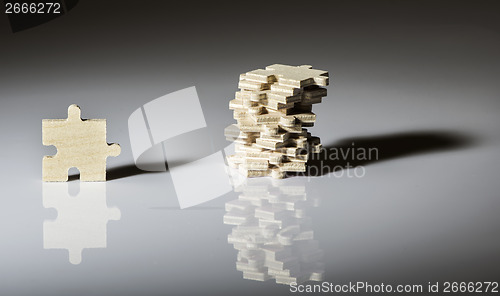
[
  {"xmin": 224, "ymin": 178, "xmax": 324, "ymax": 284},
  {"xmin": 226, "ymin": 64, "xmax": 329, "ymax": 178}
]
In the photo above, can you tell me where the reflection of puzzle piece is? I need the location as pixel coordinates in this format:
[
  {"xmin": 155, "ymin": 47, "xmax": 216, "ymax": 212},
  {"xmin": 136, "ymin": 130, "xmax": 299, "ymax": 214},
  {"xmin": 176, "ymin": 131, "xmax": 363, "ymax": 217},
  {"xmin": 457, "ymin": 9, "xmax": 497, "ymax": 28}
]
[
  {"xmin": 42, "ymin": 104, "xmax": 121, "ymax": 182},
  {"xmin": 245, "ymin": 64, "xmax": 329, "ymax": 88},
  {"xmin": 43, "ymin": 183, "xmax": 121, "ymax": 264}
]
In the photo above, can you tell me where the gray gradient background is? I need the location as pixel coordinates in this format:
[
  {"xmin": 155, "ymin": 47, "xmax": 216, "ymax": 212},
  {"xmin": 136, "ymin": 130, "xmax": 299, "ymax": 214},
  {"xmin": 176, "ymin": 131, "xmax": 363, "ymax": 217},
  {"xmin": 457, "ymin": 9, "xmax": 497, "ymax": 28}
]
[{"xmin": 1, "ymin": 1, "xmax": 500, "ymax": 295}]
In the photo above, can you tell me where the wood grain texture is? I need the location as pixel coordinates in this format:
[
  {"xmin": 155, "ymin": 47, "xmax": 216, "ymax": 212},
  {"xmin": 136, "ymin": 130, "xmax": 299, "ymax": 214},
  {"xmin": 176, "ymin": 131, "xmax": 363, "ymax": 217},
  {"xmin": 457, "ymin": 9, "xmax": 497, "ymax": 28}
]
[
  {"xmin": 42, "ymin": 104, "xmax": 121, "ymax": 182},
  {"xmin": 226, "ymin": 65, "xmax": 328, "ymax": 178}
]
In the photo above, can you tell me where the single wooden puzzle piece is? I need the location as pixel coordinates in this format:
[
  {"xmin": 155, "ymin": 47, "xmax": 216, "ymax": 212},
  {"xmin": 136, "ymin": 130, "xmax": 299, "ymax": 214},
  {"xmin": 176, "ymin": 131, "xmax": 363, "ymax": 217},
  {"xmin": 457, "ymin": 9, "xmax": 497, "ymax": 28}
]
[
  {"xmin": 42, "ymin": 104, "xmax": 121, "ymax": 182},
  {"xmin": 246, "ymin": 64, "xmax": 329, "ymax": 88}
]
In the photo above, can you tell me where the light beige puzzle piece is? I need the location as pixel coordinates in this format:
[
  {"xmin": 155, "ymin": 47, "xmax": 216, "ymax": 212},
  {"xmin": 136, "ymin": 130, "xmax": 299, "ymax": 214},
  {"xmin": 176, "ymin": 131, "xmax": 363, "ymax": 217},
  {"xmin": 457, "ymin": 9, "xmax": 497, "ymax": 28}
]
[
  {"xmin": 236, "ymin": 90, "xmax": 269, "ymax": 102},
  {"xmin": 42, "ymin": 104, "xmax": 121, "ymax": 182},
  {"xmin": 246, "ymin": 64, "xmax": 329, "ymax": 88},
  {"xmin": 267, "ymin": 91, "xmax": 302, "ymax": 104},
  {"xmin": 270, "ymin": 84, "xmax": 302, "ymax": 96},
  {"xmin": 239, "ymin": 75, "xmax": 271, "ymax": 91},
  {"xmin": 261, "ymin": 98, "xmax": 295, "ymax": 111}
]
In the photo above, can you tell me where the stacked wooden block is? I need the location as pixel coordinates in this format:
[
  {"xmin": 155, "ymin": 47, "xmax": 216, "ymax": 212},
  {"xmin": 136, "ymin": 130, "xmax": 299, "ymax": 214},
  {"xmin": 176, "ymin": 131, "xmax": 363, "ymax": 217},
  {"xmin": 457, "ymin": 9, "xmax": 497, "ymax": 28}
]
[
  {"xmin": 226, "ymin": 64, "xmax": 328, "ymax": 178},
  {"xmin": 224, "ymin": 178, "xmax": 324, "ymax": 284}
]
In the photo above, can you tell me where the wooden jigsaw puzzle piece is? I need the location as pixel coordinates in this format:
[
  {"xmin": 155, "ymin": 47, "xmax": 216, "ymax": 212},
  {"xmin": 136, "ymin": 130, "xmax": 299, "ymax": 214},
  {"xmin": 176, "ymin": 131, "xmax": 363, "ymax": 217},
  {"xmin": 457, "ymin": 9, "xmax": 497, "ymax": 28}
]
[
  {"xmin": 239, "ymin": 74, "xmax": 271, "ymax": 91},
  {"xmin": 236, "ymin": 90, "xmax": 269, "ymax": 102},
  {"xmin": 229, "ymin": 98, "xmax": 244, "ymax": 110},
  {"xmin": 255, "ymin": 138, "xmax": 292, "ymax": 150},
  {"xmin": 243, "ymin": 69, "xmax": 278, "ymax": 84},
  {"xmin": 279, "ymin": 125, "xmax": 303, "ymax": 134},
  {"xmin": 239, "ymin": 167, "xmax": 272, "ymax": 178},
  {"xmin": 292, "ymin": 112, "xmax": 316, "ymax": 124},
  {"xmin": 302, "ymin": 86, "xmax": 327, "ymax": 99},
  {"xmin": 270, "ymin": 84, "xmax": 302, "ymax": 96},
  {"xmin": 267, "ymin": 91, "xmax": 302, "ymax": 104},
  {"xmin": 266, "ymin": 64, "xmax": 329, "ymax": 88},
  {"xmin": 300, "ymin": 96, "xmax": 322, "ymax": 105},
  {"xmin": 279, "ymin": 162, "xmax": 306, "ymax": 172},
  {"xmin": 260, "ymin": 132, "xmax": 290, "ymax": 142},
  {"xmin": 242, "ymin": 159, "xmax": 270, "ymax": 171},
  {"xmin": 251, "ymin": 113, "xmax": 282, "ymax": 124},
  {"xmin": 237, "ymin": 120, "xmax": 263, "ymax": 133},
  {"xmin": 261, "ymin": 98, "xmax": 295, "ymax": 111},
  {"xmin": 42, "ymin": 104, "xmax": 120, "ymax": 182},
  {"xmin": 261, "ymin": 124, "xmax": 280, "ymax": 136},
  {"xmin": 279, "ymin": 115, "xmax": 296, "ymax": 127}
]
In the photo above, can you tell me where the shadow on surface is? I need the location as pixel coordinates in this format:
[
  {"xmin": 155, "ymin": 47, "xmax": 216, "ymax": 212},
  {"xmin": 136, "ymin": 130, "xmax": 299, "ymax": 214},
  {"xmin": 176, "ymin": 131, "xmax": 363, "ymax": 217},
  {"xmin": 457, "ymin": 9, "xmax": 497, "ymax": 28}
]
[
  {"xmin": 69, "ymin": 163, "xmax": 171, "ymax": 181},
  {"xmin": 103, "ymin": 159, "xmax": 196, "ymax": 181},
  {"xmin": 67, "ymin": 157, "xmax": 196, "ymax": 181},
  {"xmin": 68, "ymin": 130, "xmax": 476, "ymax": 180},
  {"xmin": 106, "ymin": 164, "xmax": 163, "ymax": 181},
  {"xmin": 295, "ymin": 130, "xmax": 476, "ymax": 177}
]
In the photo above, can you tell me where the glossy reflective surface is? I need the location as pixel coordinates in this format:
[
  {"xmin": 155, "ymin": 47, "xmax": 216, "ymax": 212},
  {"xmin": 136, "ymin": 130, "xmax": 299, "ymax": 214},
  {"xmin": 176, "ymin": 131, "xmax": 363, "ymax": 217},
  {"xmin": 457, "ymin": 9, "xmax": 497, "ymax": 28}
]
[
  {"xmin": 1, "ymin": 2, "xmax": 500, "ymax": 295},
  {"xmin": 43, "ymin": 183, "xmax": 121, "ymax": 265}
]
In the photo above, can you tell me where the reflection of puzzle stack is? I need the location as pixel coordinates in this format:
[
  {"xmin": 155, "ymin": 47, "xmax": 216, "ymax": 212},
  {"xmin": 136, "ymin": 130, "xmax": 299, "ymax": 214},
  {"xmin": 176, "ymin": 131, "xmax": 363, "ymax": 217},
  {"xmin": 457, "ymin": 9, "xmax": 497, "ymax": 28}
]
[
  {"xmin": 224, "ymin": 177, "xmax": 324, "ymax": 284},
  {"xmin": 226, "ymin": 64, "xmax": 328, "ymax": 178}
]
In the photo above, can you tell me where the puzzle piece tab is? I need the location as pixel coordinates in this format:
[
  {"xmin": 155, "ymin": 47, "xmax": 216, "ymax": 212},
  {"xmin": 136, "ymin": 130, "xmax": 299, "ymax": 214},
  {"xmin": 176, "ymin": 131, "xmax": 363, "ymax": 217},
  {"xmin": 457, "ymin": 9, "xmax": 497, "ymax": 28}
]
[{"xmin": 42, "ymin": 104, "xmax": 120, "ymax": 182}]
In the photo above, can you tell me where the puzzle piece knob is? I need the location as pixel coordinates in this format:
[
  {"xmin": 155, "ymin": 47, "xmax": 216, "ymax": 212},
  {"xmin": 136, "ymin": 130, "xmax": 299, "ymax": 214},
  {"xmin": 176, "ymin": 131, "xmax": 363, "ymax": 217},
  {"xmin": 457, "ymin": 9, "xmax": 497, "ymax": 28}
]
[
  {"xmin": 69, "ymin": 248, "xmax": 83, "ymax": 265},
  {"xmin": 108, "ymin": 143, "xmax": 121, "ymax": 157},
  {"xmin": 67, "ymin": 104, "xmax": 82, "ymax": 121}
]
